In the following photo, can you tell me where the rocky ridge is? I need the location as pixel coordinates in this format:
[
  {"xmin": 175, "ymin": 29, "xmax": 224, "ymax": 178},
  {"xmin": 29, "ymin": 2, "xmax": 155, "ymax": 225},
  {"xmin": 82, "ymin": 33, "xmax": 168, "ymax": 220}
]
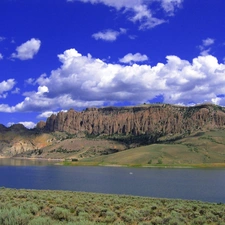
[
  {"xmin": 1, "ymin": 103, "xmax": 225, "ymax": 158},
  {"xmin": 38, "ymin": 103, "xmax": 225, "ymax": 137}
]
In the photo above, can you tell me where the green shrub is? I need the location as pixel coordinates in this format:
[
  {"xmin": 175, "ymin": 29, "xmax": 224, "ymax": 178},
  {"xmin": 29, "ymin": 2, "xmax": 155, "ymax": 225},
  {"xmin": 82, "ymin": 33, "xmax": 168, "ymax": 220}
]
[
  {"xmin": 150, "ymin": 216, "xmax": 163, "ymax": 225},
  {"xmin": 52, "ymin": 207, "xmax": 70, "ymax": 221},
  {"xmin": 28, "ymin": 217, "xmax": 55, "ymax": 225},
  {"xmin": 157, "ymin": 159, "xmax": 163, "ymax": 164},
  {"xmin": 0, "ymin": 208, "xmax": 31, "ymax": 225},
  {"xmin": 105, "ymin": 210, "xmax": 117, "ymax": 223},
  {"xmin": 0, "ymin": 188, "xmax": 225, "ymax": 225}
]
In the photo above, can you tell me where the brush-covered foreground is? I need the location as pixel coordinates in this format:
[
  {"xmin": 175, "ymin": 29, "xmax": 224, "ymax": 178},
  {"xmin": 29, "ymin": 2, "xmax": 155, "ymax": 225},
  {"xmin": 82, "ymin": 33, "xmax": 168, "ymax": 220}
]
[{"xmin": 0, "ymin": 188, "xmax": 225, "ymax": 225}]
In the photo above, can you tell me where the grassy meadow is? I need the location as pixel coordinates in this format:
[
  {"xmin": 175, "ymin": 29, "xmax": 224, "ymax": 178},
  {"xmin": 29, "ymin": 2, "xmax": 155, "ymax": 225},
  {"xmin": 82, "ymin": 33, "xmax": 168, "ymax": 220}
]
[
  {"xmin": 0, "ymin": 188, "xmax": 225, "ymax": 225},
  {"xmin": 64, "ymin": 130, "xmax": 225, "ymax": 167}
]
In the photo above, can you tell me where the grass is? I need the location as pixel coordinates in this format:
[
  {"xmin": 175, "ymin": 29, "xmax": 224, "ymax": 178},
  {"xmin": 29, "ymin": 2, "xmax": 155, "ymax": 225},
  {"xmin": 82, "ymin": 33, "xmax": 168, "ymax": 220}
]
[
  {"xmin": 62, "ymin": 129, "xmax": 225, "ymax": 168},
  {"xmin": 3, "ymin": 129, "xmax": 225, "ymax": 168},
  {"xmin": 0, "ymin": 188, "xmax": 225, "ymax": 224}
]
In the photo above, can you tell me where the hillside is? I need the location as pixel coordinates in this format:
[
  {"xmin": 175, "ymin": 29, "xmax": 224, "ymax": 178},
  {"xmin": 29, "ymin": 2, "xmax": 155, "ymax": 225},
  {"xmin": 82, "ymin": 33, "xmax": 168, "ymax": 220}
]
[
  {"xmin": 1, "ymin": 103, "xmax": 225, "ymax": 166},
  {"xmin": 78, "ymin": 129, "xmax": 225, "ymax": 167},
  {"xmin": 0, "ymin": 128, "xmax": 127, "ymax": 160}
]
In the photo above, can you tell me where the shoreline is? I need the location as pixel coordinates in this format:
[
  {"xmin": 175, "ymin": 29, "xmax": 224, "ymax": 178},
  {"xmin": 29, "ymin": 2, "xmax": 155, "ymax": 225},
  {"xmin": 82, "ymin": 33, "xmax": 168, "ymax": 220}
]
[
  {"xmin": 1, "ymin": 156, "xmax": 225, "ymax": 168},
  {"xmin": 0, "ymin": 156, "xmax": 64, "ymax": 162},
  {"xmin": 62, "ymin": 160, "xmax": 225, "ymax": 168}
]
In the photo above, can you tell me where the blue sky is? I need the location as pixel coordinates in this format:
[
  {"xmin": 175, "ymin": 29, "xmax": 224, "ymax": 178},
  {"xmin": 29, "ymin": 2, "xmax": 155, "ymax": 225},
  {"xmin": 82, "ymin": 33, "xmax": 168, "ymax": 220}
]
[{"xmin": 0, "ymin": 0, "xmax": 225, "ymax": 128}]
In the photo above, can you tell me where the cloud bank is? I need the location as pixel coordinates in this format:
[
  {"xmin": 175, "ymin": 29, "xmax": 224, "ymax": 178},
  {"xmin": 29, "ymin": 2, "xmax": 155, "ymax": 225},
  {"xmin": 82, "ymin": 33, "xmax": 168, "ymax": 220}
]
[{"xmin": 1, "ymin": 48, "xmax": 225, "ymax": 115}]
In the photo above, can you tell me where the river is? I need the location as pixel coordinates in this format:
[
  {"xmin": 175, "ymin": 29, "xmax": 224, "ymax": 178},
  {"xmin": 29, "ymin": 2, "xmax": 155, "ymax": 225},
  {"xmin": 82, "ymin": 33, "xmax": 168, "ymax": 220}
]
[{"xmin": 0, "ymin": 158, "xmax": 225, "ymax": 203}]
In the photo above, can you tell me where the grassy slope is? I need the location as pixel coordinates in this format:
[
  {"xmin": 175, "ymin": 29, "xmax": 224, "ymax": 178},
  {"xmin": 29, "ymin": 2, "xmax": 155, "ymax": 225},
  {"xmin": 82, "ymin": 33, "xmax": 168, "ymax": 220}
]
[
  {"xmin": 10, "ymin": 131, "xmax": 127, "ymax": 160},
  {"xmin": 72, "ymin": 130, "xmax": 225, "ymax": 167},
  {"xmin": 4, "ymin": 129, "xmax": 225, "ymax": 167},
  {"xmin": 0, "ymin": 188, "xmax": 224, "ymax": 224}
]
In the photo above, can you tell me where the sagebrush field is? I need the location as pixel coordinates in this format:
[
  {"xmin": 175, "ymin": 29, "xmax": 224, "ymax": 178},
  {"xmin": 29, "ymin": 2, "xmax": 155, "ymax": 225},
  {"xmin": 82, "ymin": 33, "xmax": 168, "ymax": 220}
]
[{"xmin": 0, "ymin": 188, "xmax": 224, "ymax": 224}]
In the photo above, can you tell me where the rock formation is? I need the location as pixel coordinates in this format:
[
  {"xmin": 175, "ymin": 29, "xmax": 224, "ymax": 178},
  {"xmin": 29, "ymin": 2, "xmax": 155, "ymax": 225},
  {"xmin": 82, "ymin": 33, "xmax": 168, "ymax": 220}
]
[
  {"xmin": 1, "ymin": 103, "xmax": 225, "ymax": 158},
  {"xmin": 40, "ymin": 104, "xmax": 225, "ymax": 136}
]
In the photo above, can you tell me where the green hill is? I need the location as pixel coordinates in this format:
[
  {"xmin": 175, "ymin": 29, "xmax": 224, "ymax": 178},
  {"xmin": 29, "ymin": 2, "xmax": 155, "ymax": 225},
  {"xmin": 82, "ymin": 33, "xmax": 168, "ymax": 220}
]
[{"xmin": 71, "ymin": 129, "xmax": 225, "ymax": 167}]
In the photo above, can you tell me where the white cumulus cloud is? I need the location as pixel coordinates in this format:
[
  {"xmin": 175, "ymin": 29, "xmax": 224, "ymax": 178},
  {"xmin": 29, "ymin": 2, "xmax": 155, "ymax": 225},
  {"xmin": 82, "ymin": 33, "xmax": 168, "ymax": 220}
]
[
  {"xmin": 11, "ymin": 38, "xmax": 41, "ymax": 60},
  {"xmin": 160, "ymin": 0, "xmax": 183, "ymax": 15},
  {"xmin": 0, "ymin": 79, "xmax": 16, "ymax": 98},
  {"xmin": 92, "ymin": 28, "xmax": 126, "ymax": 41},
  {"xmin": 19, "ymin": 121, "xmax": 36, "ymax": 129},
  {"xmin": 2, "ymin": 48, "xmax": 225, "ymax": 113},
  {"xmin": 0, "ymin": 53, "xmax": 3, "ymax": 60},
  {"xmin": 119, "ymin": 53, "xmax": 148, "ymax": 64},
  {"xmin": 37, "ymin": 111, "xmax": 56, "ymax": 119},
  {"xmin": 0, "ymin": 104, "xmax": 14, "ymax": 113},
  {"xmin": 34, "ymin": 49, "xmax": 225, "ymax": 106},
  {"xmin": 37, "ymin": 86, "xmax": 49, "ymax": 95}
]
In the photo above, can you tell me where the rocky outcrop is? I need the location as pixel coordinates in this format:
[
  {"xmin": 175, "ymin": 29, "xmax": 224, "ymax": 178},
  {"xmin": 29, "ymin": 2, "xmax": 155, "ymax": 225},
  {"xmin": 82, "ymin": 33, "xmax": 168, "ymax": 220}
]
[
  {"xmin": 36, "ymin": 121, "xmax": 46, "ymax": 129},
  {"xmin": 0, "ymin": 131, "xmax": 54, "ymax": 157},
  {"xmin": 1, "ymin": 103, "xmax": 225, "ymax": 158},
  {"xmin": 43, "ymin": 104, "xmax": 225, "ymax": 136}
]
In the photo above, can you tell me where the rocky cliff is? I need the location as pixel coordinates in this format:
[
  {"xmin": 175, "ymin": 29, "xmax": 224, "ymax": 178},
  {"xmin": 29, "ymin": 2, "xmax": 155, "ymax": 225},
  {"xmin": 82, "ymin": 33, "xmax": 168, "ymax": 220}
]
[
  {"xmin": 0, "ymin": 128, "xmax": 54, "ymax": 157},
  {"xmin": 38, "ymin": 103, "xmax": 225, "ymax": 137},
  {"xmin": 2, "ymin": 103, "xmax": 225, "ymax": 158}
]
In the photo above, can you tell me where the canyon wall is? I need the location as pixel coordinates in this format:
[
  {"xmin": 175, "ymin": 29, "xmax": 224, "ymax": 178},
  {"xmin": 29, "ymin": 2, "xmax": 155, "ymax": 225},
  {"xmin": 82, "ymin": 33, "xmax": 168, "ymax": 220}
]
[{"xmin": 38, "ymin": 104, "xmax": 225, "ymax": 136}]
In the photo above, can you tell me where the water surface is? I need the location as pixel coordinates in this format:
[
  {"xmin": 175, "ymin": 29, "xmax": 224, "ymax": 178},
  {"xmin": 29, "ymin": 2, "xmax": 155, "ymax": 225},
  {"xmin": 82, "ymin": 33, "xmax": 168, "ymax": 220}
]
[{"xmin": 0, "ymin": 158, "xmax": 225, "ymax": 203}]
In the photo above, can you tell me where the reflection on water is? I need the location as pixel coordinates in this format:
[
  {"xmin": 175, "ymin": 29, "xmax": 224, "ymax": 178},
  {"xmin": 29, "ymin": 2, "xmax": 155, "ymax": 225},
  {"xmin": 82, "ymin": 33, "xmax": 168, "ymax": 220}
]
[{"xmin": 0, "ymin": 158, "xmax": 58, "ymax": 166}]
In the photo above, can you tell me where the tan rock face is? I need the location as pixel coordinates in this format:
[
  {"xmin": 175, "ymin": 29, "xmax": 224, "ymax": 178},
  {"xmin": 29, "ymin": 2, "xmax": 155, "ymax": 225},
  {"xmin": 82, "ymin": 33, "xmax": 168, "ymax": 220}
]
[
  {"xmin": 36, "ymin": 121, "xmax": 46, "ymax": 129},
  {"xmin": 43, "ymin": 104, "xmax": 225, "ymax": 136},
  {"xmin": 1, "ymin": 104, "xmax": 225, "ymax": 158},
  {"xmin": 0, "ymin": 132, "xmax": 54, "ymax": 157}
]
